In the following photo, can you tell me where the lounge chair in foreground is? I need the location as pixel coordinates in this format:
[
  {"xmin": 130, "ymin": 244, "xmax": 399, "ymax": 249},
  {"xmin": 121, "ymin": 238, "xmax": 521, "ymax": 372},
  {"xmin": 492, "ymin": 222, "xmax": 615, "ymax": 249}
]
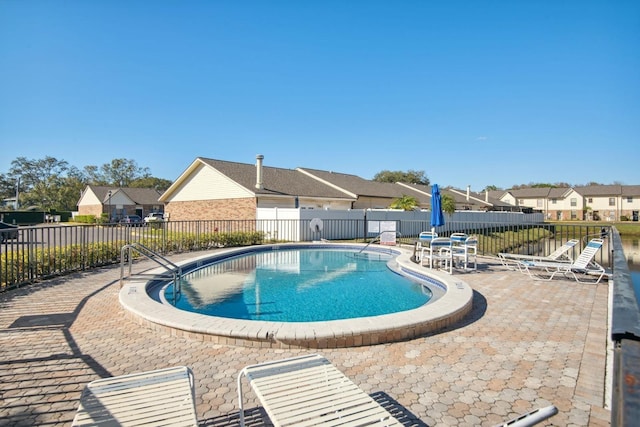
[
  {"xmin": 237, "ymin": 353, "xmax": 402, "ymax": 427},
  {"xmin": 516, "ymin": 238, "xmax": 606, "ymax": 284},
  {"xmin": 497, "ymin": 404, "xmax": 558, "ymax": 426},
  {"xmin": 72, "ymin": 366, "xmax": 198, "ymax": 426},
  {"xmin": 498, "ymin": 238, "xmax": 579, "ymax": 270}
]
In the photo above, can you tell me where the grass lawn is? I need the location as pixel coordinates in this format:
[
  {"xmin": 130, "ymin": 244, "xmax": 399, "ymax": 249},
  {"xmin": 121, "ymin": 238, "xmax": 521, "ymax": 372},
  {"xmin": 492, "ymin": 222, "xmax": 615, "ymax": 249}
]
[{"xmin": 548, "ymin": 221, "xmax": 640, "ymax": 237}]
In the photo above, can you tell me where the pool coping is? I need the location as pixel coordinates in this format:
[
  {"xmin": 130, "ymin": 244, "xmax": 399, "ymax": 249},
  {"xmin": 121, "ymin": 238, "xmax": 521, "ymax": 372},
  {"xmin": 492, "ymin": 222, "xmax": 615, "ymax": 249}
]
[{"xmin": 119, "ymin": 243, "xmax": 474, "ymax": 348}]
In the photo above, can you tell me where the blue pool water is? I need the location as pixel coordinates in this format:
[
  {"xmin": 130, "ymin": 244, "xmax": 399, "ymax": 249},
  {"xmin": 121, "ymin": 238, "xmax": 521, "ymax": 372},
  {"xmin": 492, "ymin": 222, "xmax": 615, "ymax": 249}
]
[{"xmin": 165, "ymin": 248, "xmax": 432, "ymax": 322}]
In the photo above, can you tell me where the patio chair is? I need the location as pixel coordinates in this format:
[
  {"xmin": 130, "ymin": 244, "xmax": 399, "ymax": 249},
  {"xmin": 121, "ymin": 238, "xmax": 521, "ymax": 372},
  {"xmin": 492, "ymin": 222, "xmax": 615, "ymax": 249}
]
[
  {"xmin": 237, "ymin": 353, "xmax": 402, "ymax": 427},
  {"xmin": 516, "ymin": 238, "xmax": 606, "ymax": 284},
  {"xmin": 452, "ymin": 235, "xmax": 478, "ymax": 271},
  {"xmin": 450, "ymin": 232, "xmax": 468, "ymax": 246},
  {"xmin": 414, "ymin": 231, "xmax": 438, "ymax": 262},
  {"xmin": 420, "ymin": 237, "xmax": 453, "ymax": 274},
  {"xmin": 72, "ymin": 366, "xmax": 198, "ymax": 426},
  {"xmin": 498, "ymin": 239, "xmax": 579, "ymax": 270}
]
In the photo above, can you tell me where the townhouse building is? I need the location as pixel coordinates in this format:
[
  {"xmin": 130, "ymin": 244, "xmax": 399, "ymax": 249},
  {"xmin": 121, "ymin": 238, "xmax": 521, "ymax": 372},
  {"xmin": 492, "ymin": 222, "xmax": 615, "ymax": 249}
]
[{"xmin": 492, "ymin": 185, "xmax": 640, "ymax": 221}]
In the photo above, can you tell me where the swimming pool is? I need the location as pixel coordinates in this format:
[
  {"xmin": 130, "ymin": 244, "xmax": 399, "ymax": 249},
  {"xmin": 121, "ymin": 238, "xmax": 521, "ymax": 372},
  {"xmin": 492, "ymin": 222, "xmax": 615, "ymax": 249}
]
[
  {"xmin": 121, "ymin": 243, "xmax": 474, "ymax": 348},
  {"xmin": 164, "ymin": 248, "xmax": 433, "ymax": 322}
]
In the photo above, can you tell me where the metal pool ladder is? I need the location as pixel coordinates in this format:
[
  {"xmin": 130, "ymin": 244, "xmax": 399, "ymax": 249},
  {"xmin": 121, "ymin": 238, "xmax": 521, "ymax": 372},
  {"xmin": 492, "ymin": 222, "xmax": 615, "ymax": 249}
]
[
  {"xmin": 120, "ymin": 243, "xmax": 183, "ymax": 302},
  {"xmin": 358, "ymin": 231, "xmax": 404, "ymax": 254}
]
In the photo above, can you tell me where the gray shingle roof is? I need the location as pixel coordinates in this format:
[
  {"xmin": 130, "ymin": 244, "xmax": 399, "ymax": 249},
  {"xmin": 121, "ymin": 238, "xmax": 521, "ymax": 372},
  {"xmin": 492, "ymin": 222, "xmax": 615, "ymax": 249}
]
[
  {"xmin": 574, "ymin": 185, "xmax": 622, "ymax": 196},
  {"xmin": 297, "ymin": 167, "xmax": 411, "ymax": 199},
  {"xmin": 199, "ymin": 158, "xmax": 355, "ymax": 199},
  {"xmin": 622, "ymin": 185, "xmax": 640, "ymax": 196},
  {"xmin": 87, "ymin": 185, "xmax": 162, "ymax": 204},
  {"xmin": 507, "ymin": 188, "xmax": 554, "ymax": 198}
]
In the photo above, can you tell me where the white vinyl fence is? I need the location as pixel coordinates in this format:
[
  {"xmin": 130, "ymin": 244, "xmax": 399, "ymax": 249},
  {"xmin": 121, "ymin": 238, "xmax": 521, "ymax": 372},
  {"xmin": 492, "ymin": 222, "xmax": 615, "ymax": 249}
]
[{"xmin": 257, "ymin": 208, "xmax": 544, "ymax": 242}]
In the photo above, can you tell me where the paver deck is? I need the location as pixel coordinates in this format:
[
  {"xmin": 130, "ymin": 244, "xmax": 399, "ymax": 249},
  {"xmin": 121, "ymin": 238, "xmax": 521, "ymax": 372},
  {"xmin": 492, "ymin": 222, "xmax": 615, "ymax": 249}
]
[{"xmin": 0, "ymin": 250, "xmax": 611, "ymax": 426}]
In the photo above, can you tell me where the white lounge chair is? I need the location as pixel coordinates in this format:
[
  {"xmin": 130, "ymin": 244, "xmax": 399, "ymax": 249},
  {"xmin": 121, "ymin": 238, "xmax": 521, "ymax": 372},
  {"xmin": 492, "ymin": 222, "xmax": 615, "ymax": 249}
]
[
  {"xmin": 420, "ymin": 237, "xmax": 453, "ymax": 274},
  {"xmin": 498, "ymin": 239, "xmax": 579, "ymax": 270},
  {"xmin": 516, "ymin": 238, "xmax": 606, "ymax": 284},
  {"xmin": 72, "ymin": 366, "xmax": 198, "ymax": 426},
  {"xmin": 237, "ymin": 354, "xmax": 402, "ymax": 427},
  {"xmin": 497, "ymin": 404, "xmax": 558, "ymax": 426}
]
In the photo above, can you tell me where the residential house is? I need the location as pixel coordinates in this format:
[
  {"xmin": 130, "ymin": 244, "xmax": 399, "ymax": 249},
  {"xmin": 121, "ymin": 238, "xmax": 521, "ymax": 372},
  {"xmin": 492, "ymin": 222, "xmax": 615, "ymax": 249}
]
[
  {"xmin": 77, "ymin": 185, "xmax": 164, "ymax": 221},
  {"xmin": 490, "ymin": 185, "xmax": 640, "ymax": 221},
  {"xmin": 575, "ymin": 185, "xmax": 640, "ymax": 221},
  {"xmin": 297, "ymin": 168, "xmax": 431, "ymax": 209},
  {"xmin": 546, "ymin": 188, "xmax": 584, "ymax": 220},
  {"xmin": 159, "ymin": 155, "xmax": 522, "ymax": 221},
  {"xmin": 159, "ymin": 156, "xmax": 356, "ymax": 221}
]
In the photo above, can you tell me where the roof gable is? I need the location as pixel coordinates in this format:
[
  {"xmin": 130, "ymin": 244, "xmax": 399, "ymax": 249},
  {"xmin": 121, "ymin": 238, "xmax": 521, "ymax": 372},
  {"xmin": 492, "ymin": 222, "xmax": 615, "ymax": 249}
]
[{"xmin": 79, "ymin": 185, "xmax": 161, "ymax": 206}]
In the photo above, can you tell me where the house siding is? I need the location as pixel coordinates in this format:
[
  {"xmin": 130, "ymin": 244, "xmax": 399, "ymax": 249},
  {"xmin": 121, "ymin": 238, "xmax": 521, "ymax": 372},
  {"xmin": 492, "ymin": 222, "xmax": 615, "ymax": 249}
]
[
  {"xmin": 352, "ymin": 196, "xmax": 394, "ymax": 209},
  {"xmin": 167, "ymin": 164, "xmax": 253, "ymax": 202},
  {"xmin": 165, "ymin": 198, "xmax": 257, "ymax": 221}
]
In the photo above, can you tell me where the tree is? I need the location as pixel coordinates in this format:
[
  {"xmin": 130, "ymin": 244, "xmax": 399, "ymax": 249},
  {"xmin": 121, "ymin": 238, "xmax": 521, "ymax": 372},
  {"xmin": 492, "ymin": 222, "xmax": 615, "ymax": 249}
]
[
  {"xmin": 2, "ymin": 156, "xmax": 168, "ymax": 211},
  {"xmin": 130, "ymin": 176, "xmax": 173, "ymax": 192},
  {"xmin": 483, "ymin": 185, "xmax": 501, "ymax": 192},
  {"xmin": 9, "ymin": 156, "xmax": 71, "ymax": 209},
  {"xmin": 389, "ymin": 195, "xmax": 418, "ymax": 211},
  {"xmin": 98, "ymin": 158, "xmax": 151, "ymax": 187},
  {"xmin": 0, "ymin": 173, "xmax": 16, "ymax": 202},
  {"xmin": 441, "ymin": 194, "xmax": 456, "ymax": 215},
  {"xmin": 82, "ymin": 165, "xmax": 107, "ymax": 185},
  {"xmin": 373, "ymin": 169, "xmax": 429, "ymax": 185}
]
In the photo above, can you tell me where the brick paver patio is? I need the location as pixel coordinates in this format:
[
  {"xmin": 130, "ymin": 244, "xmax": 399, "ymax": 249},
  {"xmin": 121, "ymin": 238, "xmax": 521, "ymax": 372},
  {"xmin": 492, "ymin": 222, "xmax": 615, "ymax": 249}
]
[{"xmin": 0, "ymin": 250, "xmax": 611, "ymax": 426}]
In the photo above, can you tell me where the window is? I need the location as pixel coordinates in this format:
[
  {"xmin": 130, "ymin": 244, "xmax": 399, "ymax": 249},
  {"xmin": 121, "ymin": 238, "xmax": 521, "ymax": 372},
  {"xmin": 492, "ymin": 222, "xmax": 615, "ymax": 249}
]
[
  {"xmin": 518, "ymin": 199, "xmax": 524, "ymax": 205},
  {"xmin": 570, "ymin": 198, "xmax": 577, "ymax": 207},
  {"xmin": 588, "ymin": 197, "xmax": 593, "ymax": 203},
  {"xmin": 609, "ymin": 198, "xmax": 615, "ymax": 206},
  {"xmin": 551, "ymin": 198, "xmax": 557, "ymax": 204},
  {"xmin": 627, "ymin": 197, "xmax": 633, "ymax": 203}
]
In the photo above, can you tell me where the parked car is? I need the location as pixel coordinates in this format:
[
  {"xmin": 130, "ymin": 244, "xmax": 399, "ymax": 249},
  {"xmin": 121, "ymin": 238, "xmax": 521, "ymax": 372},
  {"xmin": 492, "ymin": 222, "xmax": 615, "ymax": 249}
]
[
  {"xmin": 0, "ymin": 221, "xmax": 19, "ymax": 242},
  {"xmin": 119, "ymin": 215, "xmax": 143, "ymax": 226},
  {"xmin": 143, "ymin": 212, "xmax": 165, "ymax": 224}
]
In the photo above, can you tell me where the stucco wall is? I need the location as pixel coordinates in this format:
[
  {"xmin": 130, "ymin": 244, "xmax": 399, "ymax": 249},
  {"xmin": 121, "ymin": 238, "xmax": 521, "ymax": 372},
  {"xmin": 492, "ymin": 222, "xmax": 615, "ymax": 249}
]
[{"xmin": 165, "ymin": 198, "xmax": 257, "ymax": 220}]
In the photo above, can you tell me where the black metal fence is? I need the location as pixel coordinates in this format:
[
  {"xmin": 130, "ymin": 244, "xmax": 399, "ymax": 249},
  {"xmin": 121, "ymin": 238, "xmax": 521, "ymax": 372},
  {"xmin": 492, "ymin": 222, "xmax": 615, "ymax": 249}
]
[{"xmin": 0, "ymin": 219, "xmax": 617, "ymax": 290}]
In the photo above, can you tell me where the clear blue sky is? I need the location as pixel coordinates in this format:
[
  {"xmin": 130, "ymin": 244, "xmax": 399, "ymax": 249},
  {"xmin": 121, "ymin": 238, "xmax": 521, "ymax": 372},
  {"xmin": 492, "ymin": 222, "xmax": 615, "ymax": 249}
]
[{"xmin": 1, "ymin": 0, "xmax": 638, "ymax": 191}]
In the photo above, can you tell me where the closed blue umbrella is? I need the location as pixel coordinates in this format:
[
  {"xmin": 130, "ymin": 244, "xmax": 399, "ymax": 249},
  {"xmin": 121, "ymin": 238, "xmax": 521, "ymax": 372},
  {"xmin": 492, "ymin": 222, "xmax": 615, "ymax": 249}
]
[{"xmin": 431, "ymin": 184, "xmax": 445, "ymax": 234}]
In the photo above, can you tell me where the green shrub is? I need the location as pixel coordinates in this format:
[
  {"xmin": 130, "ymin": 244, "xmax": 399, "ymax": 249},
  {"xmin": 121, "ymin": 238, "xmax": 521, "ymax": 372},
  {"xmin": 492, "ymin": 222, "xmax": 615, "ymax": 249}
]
[
  {"xmin": 75, "ymin": 215, "xmax": 99, "ymax": 224},
  {"xmin": 1, "ymin": 229, "xmax": 264, "ymax": 290}
]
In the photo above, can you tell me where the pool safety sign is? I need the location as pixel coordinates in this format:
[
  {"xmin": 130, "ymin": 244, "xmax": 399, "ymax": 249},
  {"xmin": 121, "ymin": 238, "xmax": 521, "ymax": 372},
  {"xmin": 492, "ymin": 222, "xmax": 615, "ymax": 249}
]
[{"xmin": 367, "ymin": 221, "xmax": 397, "ymax": 245}]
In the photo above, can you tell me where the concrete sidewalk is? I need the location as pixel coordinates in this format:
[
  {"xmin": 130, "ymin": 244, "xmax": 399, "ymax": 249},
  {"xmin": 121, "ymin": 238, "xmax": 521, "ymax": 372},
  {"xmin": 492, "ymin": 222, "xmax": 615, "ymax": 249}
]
[{"xmin": 0, "ymin": 251, "xmax": 611, "ymax": 426}]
